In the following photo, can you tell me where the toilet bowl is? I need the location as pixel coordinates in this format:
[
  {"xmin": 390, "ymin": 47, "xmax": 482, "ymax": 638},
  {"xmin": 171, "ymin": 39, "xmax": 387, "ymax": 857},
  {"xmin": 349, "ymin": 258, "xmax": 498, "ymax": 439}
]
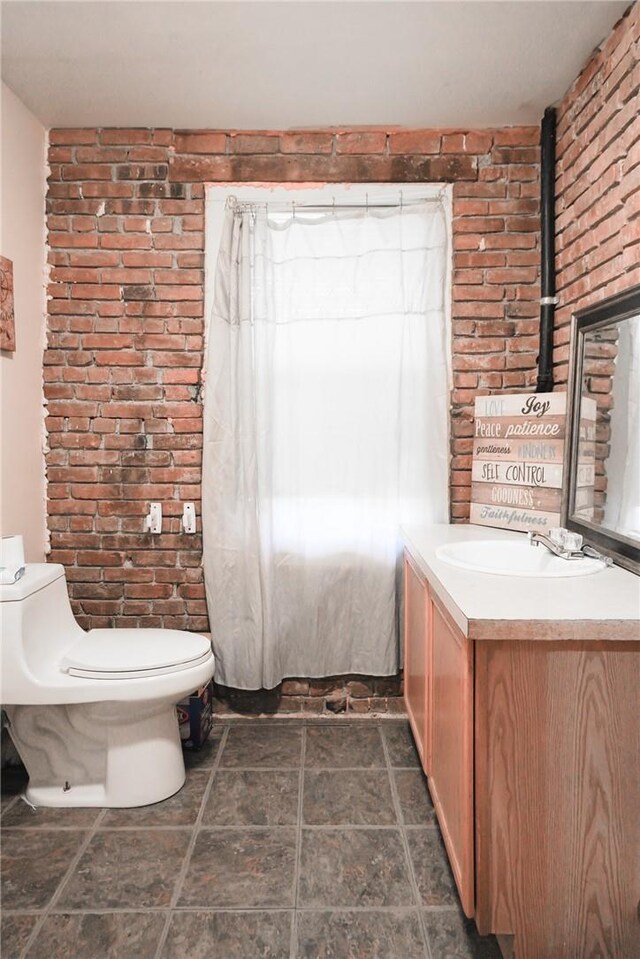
[{"xmin": 0, "ymin": 563, "xmax": 215, "ymax": 808}]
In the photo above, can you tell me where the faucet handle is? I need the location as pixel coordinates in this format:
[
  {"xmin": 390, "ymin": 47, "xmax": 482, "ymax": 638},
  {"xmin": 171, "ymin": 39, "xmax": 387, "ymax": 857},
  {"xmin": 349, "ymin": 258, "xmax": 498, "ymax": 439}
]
[
  {"xmin": 564, "ymin": 531, "xmax": 583, "ymax": 551},
  {"xmin": 548, "ymin": 527, "xmax": 567, "ymax": 547},
  {"xmin": 547, "ymin": 527, "xmax": 583, "ymax": 550}
]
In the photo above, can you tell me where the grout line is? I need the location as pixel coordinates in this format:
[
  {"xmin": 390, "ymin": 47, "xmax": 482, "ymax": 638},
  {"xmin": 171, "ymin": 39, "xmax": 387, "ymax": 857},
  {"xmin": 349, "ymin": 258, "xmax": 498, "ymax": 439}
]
[
  {"xmin": 290, "ymin": 727, "xmax": 306, "ymax": 959},
  {"xmin": 17, "ymin": 807, "xmax": 108, "ymax": 959},
  {"xmin": 151, "ymin": 724, "xmax": 229, "ymax": 959},
  {"xmin": 193, "ymin": 823, "xmax": 410, "ymax": 832},
  {"xmin": 399, "ymin": 823, "xmax": 439, "ymax": 830},
  {"xmin": 2, "ymin": 821, "xmax": 432, "ymax": 836},
  {"xmin": 218, "ymin": 764, "xmax": 393, "ymax": 772},
  {"xmin": 1, "ymin": 910, "xmax": 45, "ymax": 918},
  {"xmin": 211, "ymin": 717, "xmax": 407, "ymax": 725},
  {"xmin": 2, "ymin": 824, "xmax": 194, "ymax": 832},
  {"xmin": 381, "ymin": 730, "xmax": 433, "ymax": 959},
  {"xmin": 4, "ymin": 904, "xmax": 451, "ymax": 916}
]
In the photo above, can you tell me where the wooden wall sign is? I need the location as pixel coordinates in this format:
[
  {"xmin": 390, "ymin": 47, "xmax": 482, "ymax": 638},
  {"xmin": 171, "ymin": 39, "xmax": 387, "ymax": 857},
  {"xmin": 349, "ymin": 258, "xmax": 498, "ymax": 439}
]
[
  {"xmin": 0, "ymin": 256, "xmax": 16, "ymax": 352},
  {"xmin": 471, "ymin": 392, "xmax": 570, "ymax": 534}
]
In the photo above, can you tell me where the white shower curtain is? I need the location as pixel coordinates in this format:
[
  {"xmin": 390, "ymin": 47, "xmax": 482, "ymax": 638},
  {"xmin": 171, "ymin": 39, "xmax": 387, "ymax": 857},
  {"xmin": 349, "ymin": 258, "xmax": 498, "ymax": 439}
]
[{"xmin": 202, "ymin": 196, "xmax": 450, "ymax": 689}]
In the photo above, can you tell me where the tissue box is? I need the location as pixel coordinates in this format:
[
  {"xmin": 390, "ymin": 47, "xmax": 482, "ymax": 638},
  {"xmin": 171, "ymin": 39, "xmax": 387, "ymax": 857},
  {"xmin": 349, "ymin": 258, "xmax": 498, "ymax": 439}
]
[{"xmin": 177, "ymin": 681, "xmax": 214, "ymax": 750}]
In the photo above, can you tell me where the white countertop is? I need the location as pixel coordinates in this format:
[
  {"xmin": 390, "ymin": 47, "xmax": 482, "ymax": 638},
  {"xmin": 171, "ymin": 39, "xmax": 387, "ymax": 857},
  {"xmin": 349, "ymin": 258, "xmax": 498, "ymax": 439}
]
[{"xmin": 402, "ymin": 524, "xmax": 640, "ymax": 641}]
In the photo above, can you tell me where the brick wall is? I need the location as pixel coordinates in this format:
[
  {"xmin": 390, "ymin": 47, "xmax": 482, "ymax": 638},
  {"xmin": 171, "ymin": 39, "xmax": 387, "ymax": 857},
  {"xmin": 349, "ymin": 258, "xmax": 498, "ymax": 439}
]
[
  {"xmin": 45, "ymin": 125, "xmax": 540, "ymax": 712},
  {"xmin": 553, "ymin": 3, "xmax": 639, "ymax": 529},
  {"xmin": 554, "ymin": 2, "xmax": 640, "ymax": 384}
]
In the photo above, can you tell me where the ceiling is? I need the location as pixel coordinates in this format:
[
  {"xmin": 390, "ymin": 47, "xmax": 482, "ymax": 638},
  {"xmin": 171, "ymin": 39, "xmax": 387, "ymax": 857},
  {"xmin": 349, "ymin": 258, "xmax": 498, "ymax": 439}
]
[{"xmin": 0, "ymin": 1, "xmax": 630, "ymax": 129}]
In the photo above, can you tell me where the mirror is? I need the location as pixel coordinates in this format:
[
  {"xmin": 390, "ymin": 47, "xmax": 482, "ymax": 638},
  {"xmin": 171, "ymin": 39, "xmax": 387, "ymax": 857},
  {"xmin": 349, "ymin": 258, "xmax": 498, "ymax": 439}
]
[{"xmin": 566, "ymin": 287, "xmax": 640, "ymax": 574}]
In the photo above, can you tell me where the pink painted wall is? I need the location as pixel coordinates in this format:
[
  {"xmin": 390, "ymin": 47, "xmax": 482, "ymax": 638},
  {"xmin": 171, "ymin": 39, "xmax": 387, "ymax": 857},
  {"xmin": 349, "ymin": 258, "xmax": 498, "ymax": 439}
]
[{"xmin": 1, "ymin": 83, "xmax": 48, "ymax": 561}]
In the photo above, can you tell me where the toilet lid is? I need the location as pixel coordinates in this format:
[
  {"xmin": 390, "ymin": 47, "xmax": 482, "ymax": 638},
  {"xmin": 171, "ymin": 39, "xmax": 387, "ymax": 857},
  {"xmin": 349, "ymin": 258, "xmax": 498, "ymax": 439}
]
[{"xmin": 61, "ymin": 629, "xmax": 212, "ymax": 679}]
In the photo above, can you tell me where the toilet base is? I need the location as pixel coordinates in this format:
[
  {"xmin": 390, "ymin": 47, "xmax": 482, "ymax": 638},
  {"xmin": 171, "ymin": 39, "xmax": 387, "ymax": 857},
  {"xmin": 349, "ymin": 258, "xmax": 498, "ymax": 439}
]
[{"xmin": 5, "ymin": 698, "xmax": 186, "ymax": 808}]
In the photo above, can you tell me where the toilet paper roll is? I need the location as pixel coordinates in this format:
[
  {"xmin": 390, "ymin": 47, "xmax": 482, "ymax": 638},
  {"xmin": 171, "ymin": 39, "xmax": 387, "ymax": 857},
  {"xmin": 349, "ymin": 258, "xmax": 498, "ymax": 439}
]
[{"xmin": 1, "ymin": 535, "xmax": 26, "ymax": 585}]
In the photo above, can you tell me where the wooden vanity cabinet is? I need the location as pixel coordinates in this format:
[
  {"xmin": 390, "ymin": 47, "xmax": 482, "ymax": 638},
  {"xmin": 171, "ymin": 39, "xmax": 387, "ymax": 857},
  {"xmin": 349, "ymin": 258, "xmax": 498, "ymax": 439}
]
[
  {"xmin": 404, "ymin": 550, "xmax": 474, "ymax": 915},
  {"xmin": 403, "ymin": 546, "xmax": 640, "ymax": 959}
]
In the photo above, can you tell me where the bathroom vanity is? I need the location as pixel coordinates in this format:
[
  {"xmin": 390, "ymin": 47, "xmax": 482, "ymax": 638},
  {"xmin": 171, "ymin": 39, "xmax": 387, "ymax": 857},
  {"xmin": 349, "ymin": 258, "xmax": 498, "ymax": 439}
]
[{"xmin": 403, "ymin": 523, "xmax": 640, "ymax": 959}]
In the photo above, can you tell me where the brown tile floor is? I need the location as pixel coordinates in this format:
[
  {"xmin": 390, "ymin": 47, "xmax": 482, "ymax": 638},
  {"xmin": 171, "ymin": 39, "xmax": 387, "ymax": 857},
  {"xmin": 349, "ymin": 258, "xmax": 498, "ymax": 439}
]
[{"xmin": 1, "ymin": 719, "xmax": 502, "ymax": 959}]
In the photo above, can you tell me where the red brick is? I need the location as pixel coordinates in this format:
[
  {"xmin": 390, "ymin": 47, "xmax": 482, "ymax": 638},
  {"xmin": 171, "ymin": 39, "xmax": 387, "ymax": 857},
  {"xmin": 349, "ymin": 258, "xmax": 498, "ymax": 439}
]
[
  {"xmin": 177, "ymin": 253, "xmax": 204, "ymax": 269},
  {"xmin": 162, "ymin": 369, "xmax": 200, "ymax": 384},
  {"xmin": 464, "ymin": 132, "xmax": 494, "ymax": 154},
  {"xmin": 166, "ymin": 156, "xmax": 219, "ymax": 181},
  {"xmin": 487, "ymin": 267, "xmax": 537, "ymax": 284},
  {"xmin": 181, "ymin": 215, "xmax": 204, "ymax": 232},
  {"xmin": 122, "ymin": 252, "xmax": 173, "ymax": 268},
  {"xmin": 72, "ymin": 216, "xmax": 99, "ymax": 233},
  {"xmin": 336, "ymin": 132, "xmax": 387, "ymax": 154},
  {"xmin": 453, "ymin": 200, "xmax": 489, "ymax": 216},
  {"xmin": 280, "ymin": 132, "xmax": 334, "ymax": 154},
  {"xmin": 388, "ymin": 131, "xmax": 441, "ymax": 154},
  {"xmin": 76, "ymin": 147, "xmax": 128, "ymax": 163},
  {"xmin": 77, "ymin": 550, "xmax": 123, "ymax": 566},
  {"xmin": 100, "ymin": 235, "xmax": 153, "ymax": 250},
  {"xmin": 230, "ymin": 134, "xmax": 279, "ymax": 154},
  {"xmin": 51, "ymin": 267, "xmax": 99, "ymax": 283},
  {"xmin": 48, "ymin": 149, "xmax": 74, "ymax": 165},
  {"xmin": 442, "ymin": 133, "xmax": 465, "ymax": 153},
  {"xmin": 157, "ymin": 286, "xmax": 202, "ymax": 301},
  {"xmin": 455, "ymin": 217, "xmax": 505, "ymax": 234},
  {"xmin": 152, "ymin": 235, "xmax": 202, "ymax": 251},
  {"xmin": 70, "ymin": 284, "xmax": 122, "ymax": 300},
  {"xmin": 492, "ymin": 127, "xmax": 539, "ymax": 146},
  {"xmin": 174, "ymin": 132, "xmax": 227, "ymax": 154},
  {"xmin": 453, "ymin": 285, "xmax": 505, "ymax": 301},
  {"xmin": 100, "ymin": 129, "xmax": 153, "ymax": 145},
  {"xmin": 50, "ymin": 129, "xmax": 97, "ymax": 145},
  {"xmin": 94, "ymin": 351, "xmax": 141, "ymax": 366},
  {"xmin": 82, "ymin": 334, "xmax": 133, "ymax": 350},
  {"xmin": 150, "ymin": 218, "xmax": 174, "ymax": 233},
  {"xmin": 82, "ymin": 183, "xmax": 134, "ymax": 198},
  {"xmin": 153, "ymin": 130, "xmax": 174, "ymax": 146},
  {"xmin": 62, "ymin": 164, "xmax": 113, "ymax": 181},
  {"xmin": 153, "ymin": 269, "xmax": 201, "ymax": 285},
  {"xmin": 49, "ymin": 233, "xmax": 99, "ymax": 249}
]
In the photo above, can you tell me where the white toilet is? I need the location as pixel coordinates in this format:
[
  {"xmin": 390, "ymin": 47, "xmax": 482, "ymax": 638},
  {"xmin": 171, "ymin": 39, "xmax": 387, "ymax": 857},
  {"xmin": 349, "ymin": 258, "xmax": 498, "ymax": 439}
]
[{"xmin": 0, "ymin": 563, "xmax": 215, "ymax": 808}]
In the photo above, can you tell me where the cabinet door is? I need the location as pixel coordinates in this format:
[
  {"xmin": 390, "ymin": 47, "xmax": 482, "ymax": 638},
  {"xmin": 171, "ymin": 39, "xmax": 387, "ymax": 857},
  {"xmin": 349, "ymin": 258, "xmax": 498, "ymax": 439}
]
[
  {"xmin": 403, "ymin": 552, "xmax": 430, "ymax": 770},
  {"xmin": 429, "ymin": 596, "xmax": 474, "ymax": 917}
]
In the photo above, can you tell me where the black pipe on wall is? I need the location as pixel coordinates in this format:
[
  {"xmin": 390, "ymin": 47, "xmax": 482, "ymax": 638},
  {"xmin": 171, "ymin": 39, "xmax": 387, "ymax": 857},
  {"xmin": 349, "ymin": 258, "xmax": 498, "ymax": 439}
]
[{"xmin": 536, "ymin": 106, "xmax": 557, "ymax": 393}]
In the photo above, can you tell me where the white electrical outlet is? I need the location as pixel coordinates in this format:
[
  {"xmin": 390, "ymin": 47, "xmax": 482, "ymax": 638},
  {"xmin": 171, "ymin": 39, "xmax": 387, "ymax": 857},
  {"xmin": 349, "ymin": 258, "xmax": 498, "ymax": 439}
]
[
  {"xmin": 182, "ymin": 502, "xmax": 196, "ymax": 534},
  {"xmin": 144, "ymin": 503, "xmax": 162, "ymax": 534}
]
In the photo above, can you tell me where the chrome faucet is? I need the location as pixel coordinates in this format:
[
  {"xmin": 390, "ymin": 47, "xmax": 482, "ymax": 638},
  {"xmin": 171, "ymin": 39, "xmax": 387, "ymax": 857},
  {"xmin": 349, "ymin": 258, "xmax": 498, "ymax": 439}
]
[{"xmin": 528, "ymin": 528, "xmax": 613, "ymax": 565}]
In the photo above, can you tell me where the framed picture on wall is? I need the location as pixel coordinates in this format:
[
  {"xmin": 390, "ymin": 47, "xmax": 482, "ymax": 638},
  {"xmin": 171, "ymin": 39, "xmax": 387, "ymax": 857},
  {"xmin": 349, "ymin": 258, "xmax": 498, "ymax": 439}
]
[{"xmin": 0, "ymin": 256, "xmax": 16, "ymax": 352}]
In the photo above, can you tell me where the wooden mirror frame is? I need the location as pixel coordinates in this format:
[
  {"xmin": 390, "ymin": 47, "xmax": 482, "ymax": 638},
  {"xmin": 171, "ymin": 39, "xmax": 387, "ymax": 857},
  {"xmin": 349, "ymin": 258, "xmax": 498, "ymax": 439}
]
[{"xmin": 564, "ymin": 285, "xmax": 640, "ymax": 575}]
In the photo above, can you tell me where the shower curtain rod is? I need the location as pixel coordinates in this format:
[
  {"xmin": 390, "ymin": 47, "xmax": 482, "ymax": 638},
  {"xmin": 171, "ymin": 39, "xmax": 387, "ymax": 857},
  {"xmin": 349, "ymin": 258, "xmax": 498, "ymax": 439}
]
[{"xmin": 227, "ymin": 194, "xmax": 445, "ymax": 213}]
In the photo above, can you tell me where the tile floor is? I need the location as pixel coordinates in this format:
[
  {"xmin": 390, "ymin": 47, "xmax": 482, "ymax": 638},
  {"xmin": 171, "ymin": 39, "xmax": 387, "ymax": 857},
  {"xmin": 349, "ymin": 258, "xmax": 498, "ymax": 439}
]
[{"xmin": 1, "ymin": 719, "xmax": 502, "ymax": 959}]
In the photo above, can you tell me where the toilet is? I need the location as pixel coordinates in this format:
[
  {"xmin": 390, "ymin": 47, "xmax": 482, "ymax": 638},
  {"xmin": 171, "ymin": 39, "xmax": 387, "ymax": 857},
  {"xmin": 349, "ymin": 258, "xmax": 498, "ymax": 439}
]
[{"xmin": 0, "ymin": 563, "xmax": 215, "ymax": 808}]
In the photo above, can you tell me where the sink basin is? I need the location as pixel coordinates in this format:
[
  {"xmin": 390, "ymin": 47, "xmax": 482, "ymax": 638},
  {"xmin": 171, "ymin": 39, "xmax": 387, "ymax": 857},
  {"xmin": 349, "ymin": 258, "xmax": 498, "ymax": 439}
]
[{"xmin": 436, "ymin": 539, "xmax": 606, "ymax": 577}]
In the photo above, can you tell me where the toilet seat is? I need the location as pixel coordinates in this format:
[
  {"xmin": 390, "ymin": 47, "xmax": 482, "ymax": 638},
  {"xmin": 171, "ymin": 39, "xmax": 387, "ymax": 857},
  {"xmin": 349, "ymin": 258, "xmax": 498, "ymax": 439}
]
[{"xmin": 60, "ymin": 629, "xmax": 212, "ymax": 680}]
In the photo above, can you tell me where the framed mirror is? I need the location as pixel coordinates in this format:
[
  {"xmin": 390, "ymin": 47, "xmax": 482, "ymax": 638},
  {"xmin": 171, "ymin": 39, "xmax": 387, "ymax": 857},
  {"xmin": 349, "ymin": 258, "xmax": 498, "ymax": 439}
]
[{"xmin": 565, "ymin": 286, "xmax": 640, "ymax": 574}]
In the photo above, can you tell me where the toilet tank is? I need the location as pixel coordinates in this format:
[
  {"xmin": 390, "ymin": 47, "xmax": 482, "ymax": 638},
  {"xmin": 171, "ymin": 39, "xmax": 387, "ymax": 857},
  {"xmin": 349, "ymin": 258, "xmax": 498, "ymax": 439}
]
[{"xmin": 0, "ymin": 564, "xmax": 85, "ymax": 704}]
